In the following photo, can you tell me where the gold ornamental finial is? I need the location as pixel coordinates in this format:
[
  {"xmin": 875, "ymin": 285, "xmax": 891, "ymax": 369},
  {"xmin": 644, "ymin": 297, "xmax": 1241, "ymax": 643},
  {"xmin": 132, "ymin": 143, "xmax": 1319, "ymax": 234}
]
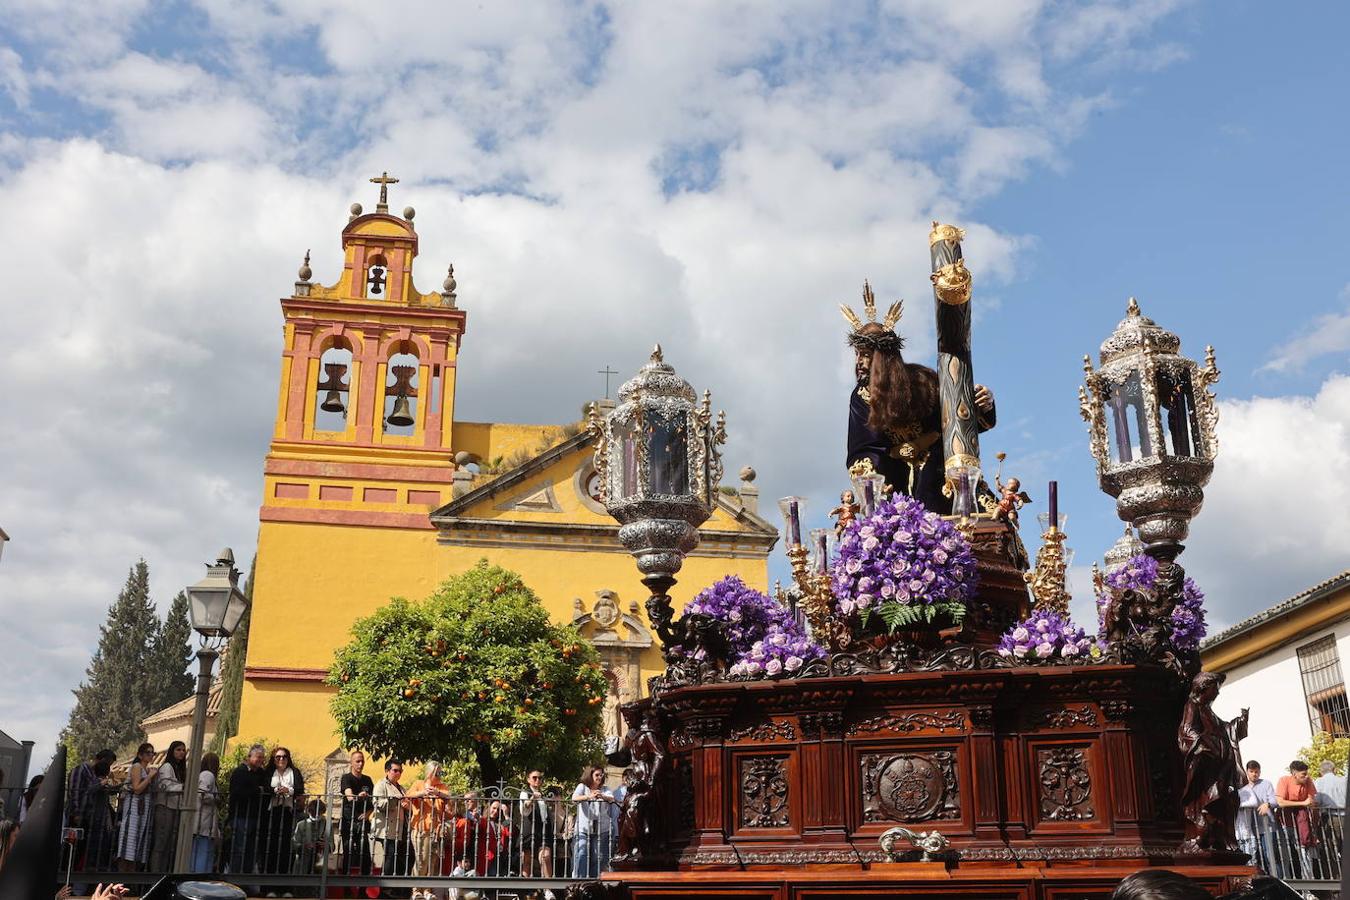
[
  {"xmin": 929, "ymin": 221, "xmax": 966, "ymax": 246},
  {"xmin": 862, "ymin": 280, "xmax": 877, "ymax": 322},
  {"xmin": 881, "ymin": 298, "xmax": 904, "ymax": 330},
  {"xmin": 370, "ymin": 171, "xmax": 399, "ymax": 213},
  {"xmin": 1126, "ymin": 296, "xmax": 1141, "ymax": 317}
]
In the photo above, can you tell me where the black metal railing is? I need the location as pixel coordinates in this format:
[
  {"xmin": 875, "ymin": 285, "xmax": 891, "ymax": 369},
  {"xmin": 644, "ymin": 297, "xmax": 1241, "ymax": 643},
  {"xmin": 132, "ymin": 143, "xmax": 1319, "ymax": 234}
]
[
  {"xmin": 1241, "ymin": 805, "xmax": 1345, "ymax": 892},
  {"xmin": 47, "ymin": 781, "xmax": 619, "ymax": 896}
]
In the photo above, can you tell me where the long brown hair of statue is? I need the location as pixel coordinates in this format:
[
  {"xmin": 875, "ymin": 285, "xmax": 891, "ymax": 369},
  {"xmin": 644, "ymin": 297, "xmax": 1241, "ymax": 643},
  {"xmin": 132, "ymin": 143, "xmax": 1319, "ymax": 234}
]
[{"xmin": 859, "ymin": 324, "xmax": 938, "ymax": 436}]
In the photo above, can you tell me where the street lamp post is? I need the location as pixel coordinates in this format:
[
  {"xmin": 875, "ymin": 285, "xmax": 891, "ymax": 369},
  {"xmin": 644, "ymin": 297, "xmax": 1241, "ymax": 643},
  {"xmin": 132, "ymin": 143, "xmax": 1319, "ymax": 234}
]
[{"xmin": 173, "ymin": 548, "xmax": 250, "ymax": 873}]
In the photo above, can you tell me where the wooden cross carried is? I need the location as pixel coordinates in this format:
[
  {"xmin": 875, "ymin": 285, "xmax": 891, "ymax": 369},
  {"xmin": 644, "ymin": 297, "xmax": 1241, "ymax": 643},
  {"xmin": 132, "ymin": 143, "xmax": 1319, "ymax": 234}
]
[{"xmin": 370, "ymin": 171, "xmax": 399, "ymax": 212}]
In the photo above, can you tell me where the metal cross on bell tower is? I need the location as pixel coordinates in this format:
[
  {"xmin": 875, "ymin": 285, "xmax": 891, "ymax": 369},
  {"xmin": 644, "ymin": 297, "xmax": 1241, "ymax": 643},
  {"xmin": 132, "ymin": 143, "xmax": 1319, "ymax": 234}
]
[
  {"xmin": 370, "ymin": 171, "xmax": 399, "ymax": 213},
  {"xmin": 598, "ymin": 365, "xmax": 619, "ymax": 400}
]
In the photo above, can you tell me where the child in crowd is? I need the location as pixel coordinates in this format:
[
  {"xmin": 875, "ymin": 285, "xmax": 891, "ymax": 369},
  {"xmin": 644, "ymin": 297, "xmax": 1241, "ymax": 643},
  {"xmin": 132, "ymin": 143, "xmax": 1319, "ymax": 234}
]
[
  {"xmin": 445, "ymin": 854, "xmax": 474, "ymax": 900},
  {"xmin": 292, "ymin": 797, "xmax": 327, "ymax": 891}
]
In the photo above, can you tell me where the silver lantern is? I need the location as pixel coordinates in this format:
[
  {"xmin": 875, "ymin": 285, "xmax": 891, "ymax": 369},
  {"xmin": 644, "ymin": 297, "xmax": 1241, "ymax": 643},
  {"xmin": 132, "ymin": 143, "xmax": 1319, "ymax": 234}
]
[
  {"xmin": 1079, "ymin": 297, "xmax": 1220, "ymax": 555},
  {"xmin": 590, "ymin": 345, "xmax": 726, "ymax": 618}
]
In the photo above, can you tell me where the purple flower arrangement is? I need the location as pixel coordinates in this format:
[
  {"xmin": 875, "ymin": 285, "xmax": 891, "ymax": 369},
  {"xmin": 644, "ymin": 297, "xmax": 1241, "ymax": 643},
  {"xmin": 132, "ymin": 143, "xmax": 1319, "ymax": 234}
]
[
  {"xmin": 830, "ymin": 494, "xmax": 978, "ymax": 632},
  {"xmin": 1096, "ymin": 552, "xmax": 1208, "ymax": 652},
  {"xmin": 681, "ymin": 575, "xmax": 824, "ymax": 679},
  {"xmin": 997, "ymin": 610, "xmax": 1097, "ymax": 662}
]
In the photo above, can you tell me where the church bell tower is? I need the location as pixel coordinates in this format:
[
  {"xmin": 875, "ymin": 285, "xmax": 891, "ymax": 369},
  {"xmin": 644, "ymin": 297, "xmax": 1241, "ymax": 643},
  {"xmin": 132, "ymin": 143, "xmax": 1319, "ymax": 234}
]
[{"xmin": 263, "ymin": 173, "xmax": 465, "ymax": 526}]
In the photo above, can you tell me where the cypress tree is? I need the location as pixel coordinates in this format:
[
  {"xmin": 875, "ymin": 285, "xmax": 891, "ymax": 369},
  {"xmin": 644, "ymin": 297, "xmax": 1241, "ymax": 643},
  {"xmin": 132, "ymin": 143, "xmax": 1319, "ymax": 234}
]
[
  {"xmin": 62, "ymin": 561, "xmax": 160, "ymax": 760},
  {"xmin": 146, "ymin": 590, "xmax": 194, "ymax": 712},
  {"xmin": 211, "ymin": 557, "xmax": 254, "ymax": 755}
]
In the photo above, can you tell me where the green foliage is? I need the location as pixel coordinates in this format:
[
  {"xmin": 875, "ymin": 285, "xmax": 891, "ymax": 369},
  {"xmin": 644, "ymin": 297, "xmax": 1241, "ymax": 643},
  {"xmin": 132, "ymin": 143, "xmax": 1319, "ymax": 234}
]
[
  {"xmin": 329, "ymin": 561, "xmax": 607, "ymax": 785},
  {"xmin": 211, "ymin": 559, "xmax": 255, "ymax": 755},
  {"xmin": 1297, "ymin": 731, "xmax": 1350, "ymax": 776},
  {"xmin": 866, "ymin": 600, "xmax": 967, "ymax": 633},
  {"xmin": 62, "ymin": 561, "xmax": 162, "ymax": 761},
  {"xmin": 147, "ymin": 590, "xmax": 194, "ymax": 712}
]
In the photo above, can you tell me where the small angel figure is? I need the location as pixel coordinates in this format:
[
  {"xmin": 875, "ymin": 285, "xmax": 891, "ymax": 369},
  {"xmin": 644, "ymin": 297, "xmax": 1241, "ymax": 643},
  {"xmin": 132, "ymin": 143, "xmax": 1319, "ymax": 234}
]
[
  {"xmin": 995, "ymin": 476, "xmax": 1031, "ymax": 527},
  {"xmin": 829, "ymin": 490, "xmax": 860, "ymax": 538}
]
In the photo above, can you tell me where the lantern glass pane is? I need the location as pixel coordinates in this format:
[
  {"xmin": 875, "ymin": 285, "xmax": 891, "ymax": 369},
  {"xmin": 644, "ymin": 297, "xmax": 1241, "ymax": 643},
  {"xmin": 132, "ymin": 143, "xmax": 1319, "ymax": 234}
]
[
  {"xmin": 646, "ymin": 410, "xmax": 689, "ymax": 495},
  {"xmin": 1157, "ymin": 369, "xmax": 1200, "ymax": 457},
  {"xmin": 1106, "ymin": 370, "xmax": 1151, "ymax": 462},
  {"xmin": 614, "ymin": 418, "xmax": 640, "ymax": 499},
  {"xmin": 188, "ymin": 589, "xmax": 212, "ymax": 632}
]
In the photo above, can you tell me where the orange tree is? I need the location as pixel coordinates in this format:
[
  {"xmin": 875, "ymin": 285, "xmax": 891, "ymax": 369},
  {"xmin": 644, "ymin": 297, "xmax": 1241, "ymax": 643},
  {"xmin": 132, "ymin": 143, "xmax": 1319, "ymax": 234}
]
[{"xmin": 328, "ymin": 561, "xmax": 607, "ymax": 786}]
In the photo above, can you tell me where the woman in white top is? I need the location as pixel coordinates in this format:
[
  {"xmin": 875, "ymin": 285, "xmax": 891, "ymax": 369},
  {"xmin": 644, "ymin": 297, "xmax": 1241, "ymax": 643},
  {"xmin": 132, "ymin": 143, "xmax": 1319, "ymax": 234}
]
[
  {"xmin": 149, "ymin": 740, "xmax": 187, "ymax": 872},
  {"xmin": 263, "ymin": 745, "xmax": 305, "ymax": 884},
  {"xmin": 570, "ymin": 765, "xmax": 616, "ymax": 878},
  {"xmin": 192, "ymin": 752, "xmax": 221, "ymax": 873}
]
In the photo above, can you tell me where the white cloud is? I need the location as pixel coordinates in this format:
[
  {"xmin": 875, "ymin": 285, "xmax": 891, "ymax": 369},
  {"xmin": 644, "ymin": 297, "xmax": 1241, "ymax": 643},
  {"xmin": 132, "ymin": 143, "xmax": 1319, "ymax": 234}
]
[
  {"xmin": 1261, "ymin": 284, "xmax": 1350, "ymax": 374},
  {"xmin": 0, "ymin": 0, "xmax": 1198, "ymax": 765},
  {"xmin": 1182, "ymin": 374, "xmax": 1350, "ymax": 631},
  {"xmin": 0, "ymin": 48, "xmax": 30, "ymax": 108}
]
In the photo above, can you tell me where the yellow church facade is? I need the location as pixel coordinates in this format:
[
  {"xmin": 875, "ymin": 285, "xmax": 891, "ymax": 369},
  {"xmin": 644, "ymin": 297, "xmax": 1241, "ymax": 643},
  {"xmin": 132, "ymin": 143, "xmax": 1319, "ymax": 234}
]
[{"xmin": 235, "ymin": 180, "xmax": 777, "ymax": 766}]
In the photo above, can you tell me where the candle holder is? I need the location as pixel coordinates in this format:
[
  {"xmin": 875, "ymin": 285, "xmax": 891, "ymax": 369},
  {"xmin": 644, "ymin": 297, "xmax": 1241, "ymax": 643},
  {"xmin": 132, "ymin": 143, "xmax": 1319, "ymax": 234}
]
[
  {"xmin": 1025, "ymin": 521, "xmax": 1071, "ymax": 616},
  {"xmin": 778, "ymin": 506, "xmax": 833, "ymax": 635},
  {"xmin": 849, "ymin": 471, "xmax": 887, "ymax": 517},
  {"xmin": 809, "ymin": 528, "xmax": 831, "ymax": 575},
  {"xmin": 948, "ymin": 464, "xmax": 981, "ymax": 520},
  {"xmin": 778, "ymin": 496, "xmax": 807, "ymax": 549}
]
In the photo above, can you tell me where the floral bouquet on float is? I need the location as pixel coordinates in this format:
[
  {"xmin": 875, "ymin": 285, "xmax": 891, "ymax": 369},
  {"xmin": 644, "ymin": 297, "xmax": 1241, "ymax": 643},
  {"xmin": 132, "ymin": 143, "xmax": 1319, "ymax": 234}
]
[
  {"xmin": 997, "ymin": 610, "xmax": 1100, "ymax": 663},
  {"xmin": 1095, "ymin": 553, "xmax": 1207, "ymax": 652},
  {"xmin": 830, "ymin": 494, "xmax": 978, "ymax": 639},
  {"xmin": 680, "ymin": 575, "xmax": 824, "ymax": 679}
]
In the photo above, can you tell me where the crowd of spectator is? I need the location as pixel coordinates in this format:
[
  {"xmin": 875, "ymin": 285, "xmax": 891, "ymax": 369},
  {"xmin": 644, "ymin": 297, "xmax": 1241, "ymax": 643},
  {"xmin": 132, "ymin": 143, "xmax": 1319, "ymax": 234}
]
[
  {"xmin": 1235, "ymin": 756, "xmax": 1344, "ymax": 880},
  {"xmin": 53, "ymin": 742, "xmax": 629, "ymax": 898}
]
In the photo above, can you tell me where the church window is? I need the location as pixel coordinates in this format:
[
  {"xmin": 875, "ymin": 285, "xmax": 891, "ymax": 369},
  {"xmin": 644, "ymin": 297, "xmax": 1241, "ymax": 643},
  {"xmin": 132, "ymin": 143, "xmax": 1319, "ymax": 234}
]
[
  {"xmin": 1297, "ymin": 635, "xmax": 1350, "ymax": 738},
  {"xmin": 365, "ymin": 253, "xmax": 389, "ymax": 298},
  {"xmin": 383, "ymin": 348, "xmax": 419, "ymax": 435},
  {"xmin": 314, "ymin": 342, "xmax": 353, "ymax": 433}
]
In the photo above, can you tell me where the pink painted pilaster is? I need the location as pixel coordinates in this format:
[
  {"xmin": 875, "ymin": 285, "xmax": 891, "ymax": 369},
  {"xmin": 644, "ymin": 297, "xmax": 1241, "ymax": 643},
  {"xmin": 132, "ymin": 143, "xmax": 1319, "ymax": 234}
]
[
  {"xmin": 354, "ymin": 338, "xmax": 379, "ymax": 444},
  {"xmin": 285, "ymin": 324, "xmax": 317, "ymax": 441}
]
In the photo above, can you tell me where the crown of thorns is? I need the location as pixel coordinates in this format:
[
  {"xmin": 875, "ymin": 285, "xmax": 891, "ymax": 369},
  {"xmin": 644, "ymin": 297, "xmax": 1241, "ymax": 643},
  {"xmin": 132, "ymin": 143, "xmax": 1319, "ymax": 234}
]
[{"xmin": 841, "ymin": 281, "xmax": 904, "ymax": 352}]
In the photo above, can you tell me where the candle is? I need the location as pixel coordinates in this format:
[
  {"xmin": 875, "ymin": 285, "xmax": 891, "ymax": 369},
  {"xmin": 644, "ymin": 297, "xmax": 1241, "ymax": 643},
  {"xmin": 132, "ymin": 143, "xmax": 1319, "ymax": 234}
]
[
  {"xmin": 862, "ymin": 480, "xmax": 876, "ymax": 515},
  {"xmin": 814, "ymin": 531, "xmax": 829, "ymax": 574},
  {"xmin": 787, "ymin": 499, "xmax": 802, "ymax": 547},
  {"xmin": 1048, "ymin": 481, "xmax": 1058, "ymax": 531}
]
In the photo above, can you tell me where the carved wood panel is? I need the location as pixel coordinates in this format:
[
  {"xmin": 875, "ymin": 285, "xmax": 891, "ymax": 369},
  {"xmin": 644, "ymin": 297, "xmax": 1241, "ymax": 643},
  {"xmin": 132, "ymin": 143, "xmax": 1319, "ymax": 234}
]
[
  {"xmin": 860, "ymin": 749, "xmax": 961, "ymax": 823},
  {"xmin": 739, "ymin": 754, "xmax": 790, "ymax": 829},
  {"xmin": 1036, "ymin": 745, "xmax": 1095, "ymax": 822}
]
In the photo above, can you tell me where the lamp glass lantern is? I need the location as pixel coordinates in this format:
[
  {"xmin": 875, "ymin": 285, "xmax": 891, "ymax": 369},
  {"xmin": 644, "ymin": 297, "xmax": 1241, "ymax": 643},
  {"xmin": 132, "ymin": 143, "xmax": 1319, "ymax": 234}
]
[
  {"xmin": 185, "ymin": 550, "xmax": 249, "ymax": 642},
  {"xmin": 589, "ymin": 345, "xmax": 726, "ymax": 585},
  {"xmin": 1080, "ymin": 298, "xmax": 1220, "ymax": 553}
]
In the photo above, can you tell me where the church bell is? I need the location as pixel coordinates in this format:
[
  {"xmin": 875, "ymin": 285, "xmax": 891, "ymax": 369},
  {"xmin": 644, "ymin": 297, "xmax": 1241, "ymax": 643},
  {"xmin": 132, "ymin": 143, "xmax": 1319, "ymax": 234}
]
[
  {"xmin": 320, "ymin": 390, "xmax": 346, "ymax": 414},
  {"xmin": 387, "ymin": 395, "xmax": 415, "ymax": 427}
]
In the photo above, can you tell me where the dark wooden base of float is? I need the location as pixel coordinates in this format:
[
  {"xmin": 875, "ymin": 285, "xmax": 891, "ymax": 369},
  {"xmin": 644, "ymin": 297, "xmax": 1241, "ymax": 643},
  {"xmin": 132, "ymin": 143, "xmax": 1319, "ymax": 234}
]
[{"xmin": 598, "ymin": 862, "xmax": 1257, "ymax": 899}]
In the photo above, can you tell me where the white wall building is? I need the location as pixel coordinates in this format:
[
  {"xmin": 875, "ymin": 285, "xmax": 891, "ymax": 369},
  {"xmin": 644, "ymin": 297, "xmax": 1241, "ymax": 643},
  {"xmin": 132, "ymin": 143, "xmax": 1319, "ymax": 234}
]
[{"xmin": 1201, "ymin": 570, "xmax": 1350, "ymax": 774}]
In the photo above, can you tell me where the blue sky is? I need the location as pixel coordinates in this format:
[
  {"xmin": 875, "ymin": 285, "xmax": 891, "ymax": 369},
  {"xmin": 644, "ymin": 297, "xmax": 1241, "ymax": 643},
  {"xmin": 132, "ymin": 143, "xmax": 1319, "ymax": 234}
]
[{"xmin": 1, "ymin": 0, "xmax": 1347, "ymax": 765}]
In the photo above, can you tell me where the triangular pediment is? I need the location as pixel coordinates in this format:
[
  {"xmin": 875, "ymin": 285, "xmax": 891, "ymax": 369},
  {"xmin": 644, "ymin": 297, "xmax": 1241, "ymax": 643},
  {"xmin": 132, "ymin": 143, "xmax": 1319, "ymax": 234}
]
[{"xmin": 430, "ymin": 430, "xmax": 779, "ymax": 545}]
